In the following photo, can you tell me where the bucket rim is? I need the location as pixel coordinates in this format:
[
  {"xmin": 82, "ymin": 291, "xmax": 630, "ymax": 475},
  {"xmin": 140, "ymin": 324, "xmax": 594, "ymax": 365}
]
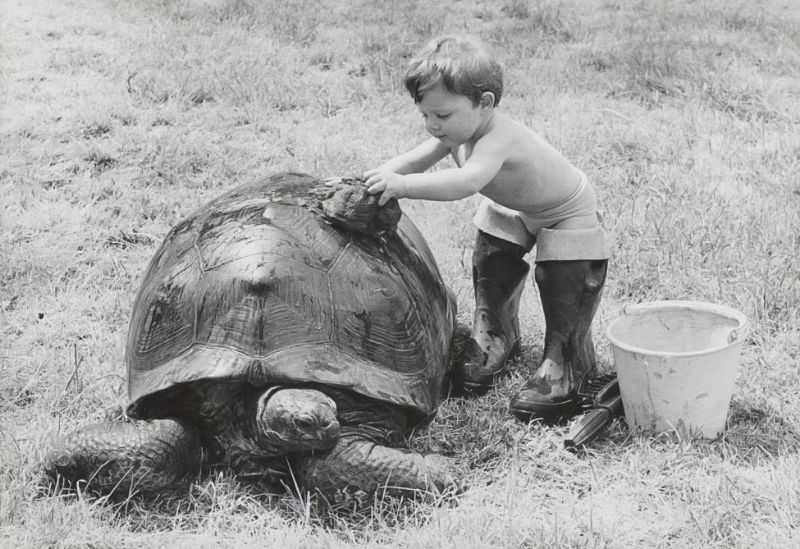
[{"xmin": 605, "ymin": 300, "xmax": 749, "ymax": 358}]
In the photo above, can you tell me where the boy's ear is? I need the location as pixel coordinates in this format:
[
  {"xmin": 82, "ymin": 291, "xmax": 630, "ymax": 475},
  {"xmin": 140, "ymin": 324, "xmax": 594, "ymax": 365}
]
[{"xmin": 479, "ymin": 92, "xmax": 496, "ymax": 109}]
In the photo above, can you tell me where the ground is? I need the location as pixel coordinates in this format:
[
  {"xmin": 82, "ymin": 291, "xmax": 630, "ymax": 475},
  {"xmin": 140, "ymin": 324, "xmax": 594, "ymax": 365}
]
[{"xmin": 2, "ymin": 0, "xmax": 800, "ymax": 547}]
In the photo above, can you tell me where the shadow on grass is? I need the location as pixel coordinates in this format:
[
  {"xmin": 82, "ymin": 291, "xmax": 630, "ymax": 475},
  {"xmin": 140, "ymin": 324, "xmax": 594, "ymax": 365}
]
[
  {"xmin": 561, "ymin": 397, "xmax": 800, "ymax": 466},
  {"xmin": 716, "ymin": 399, "xmax": 800, "ymax": 463}
]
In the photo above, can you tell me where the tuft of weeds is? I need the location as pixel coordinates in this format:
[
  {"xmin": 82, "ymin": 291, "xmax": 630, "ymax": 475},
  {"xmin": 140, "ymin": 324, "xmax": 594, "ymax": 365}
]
[{"xmin": 83, "ymin": 149, "xmax": 118, "ymax": 175}]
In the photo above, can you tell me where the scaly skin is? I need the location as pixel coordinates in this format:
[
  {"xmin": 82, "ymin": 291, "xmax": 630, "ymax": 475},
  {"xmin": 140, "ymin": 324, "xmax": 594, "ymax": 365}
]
[
  {"xmin": 296, "ymin": 435, "xmax": 457, "ymax": 499},
  {"xmin": 44, "ymin": 419, "xmax": 201, "ymax": 496},
  {"xmin": 44, "ymin": 385, "xmax": 457, "ymax": 499},
  {"xmin": 293, "ymin": 391, "xmax": 459, "ymax": 498},
  {"xmin": 44, "ymin": 385, "xmax": 339, "ymax": 497}
]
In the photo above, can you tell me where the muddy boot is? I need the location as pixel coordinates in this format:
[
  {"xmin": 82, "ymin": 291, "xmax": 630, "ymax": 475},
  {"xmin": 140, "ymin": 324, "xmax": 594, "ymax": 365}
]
[
  {"xmin": 457, "ymin": 231, "xmax": 529, "ymax": 394},
  {"xmin": 509, "ymin": 259, "xmax": 607, "ymax": 421},
  {"xmin": 508, "ymin": 226, "xmax": 610, "ymax": 421}
]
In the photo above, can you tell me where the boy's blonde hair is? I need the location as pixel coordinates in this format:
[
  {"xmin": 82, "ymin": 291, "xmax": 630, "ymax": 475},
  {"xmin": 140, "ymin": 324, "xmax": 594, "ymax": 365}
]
[{"xmin": 404, "ymin": 35, "xmax": 503, "ymax": 106}]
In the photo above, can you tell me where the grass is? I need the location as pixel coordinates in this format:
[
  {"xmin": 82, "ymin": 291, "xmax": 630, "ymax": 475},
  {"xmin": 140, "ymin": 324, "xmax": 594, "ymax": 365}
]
[{"xmin": 2, "ymin": 0, "xmax": 800, "ymax": 546}]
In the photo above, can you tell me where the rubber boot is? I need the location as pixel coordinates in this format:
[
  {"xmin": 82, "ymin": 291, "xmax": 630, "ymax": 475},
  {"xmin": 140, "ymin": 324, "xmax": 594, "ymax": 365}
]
[
  {"xmin": 458, "ymin": 231, "xmax": 530, "ymax": 394},
  {"xmin": 509, "ymin": 259, "xmax": 607, "ymax": 421}
]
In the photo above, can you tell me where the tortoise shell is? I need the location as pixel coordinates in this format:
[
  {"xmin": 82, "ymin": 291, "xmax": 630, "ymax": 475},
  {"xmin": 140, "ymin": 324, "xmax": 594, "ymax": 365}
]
[{"xmin": 125, "ymin": 173, "xmax": 456, "ymax": 421}]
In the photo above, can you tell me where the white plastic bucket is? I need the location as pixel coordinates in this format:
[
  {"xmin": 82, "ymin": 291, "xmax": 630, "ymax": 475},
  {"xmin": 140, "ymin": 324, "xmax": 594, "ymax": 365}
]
[{"xmin": 606, "ymin": 301, "xmax": 748, "ymax": 438}]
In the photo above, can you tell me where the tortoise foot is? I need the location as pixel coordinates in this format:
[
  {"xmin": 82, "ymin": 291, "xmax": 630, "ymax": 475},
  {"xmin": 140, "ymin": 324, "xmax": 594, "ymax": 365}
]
[
  {"xmin": 295, "ymin": 436, "xmax": 462, "ymax": 500},
  {"xmin": 44, "ymin": 419, "xmax": 201, "ymax": 498}
]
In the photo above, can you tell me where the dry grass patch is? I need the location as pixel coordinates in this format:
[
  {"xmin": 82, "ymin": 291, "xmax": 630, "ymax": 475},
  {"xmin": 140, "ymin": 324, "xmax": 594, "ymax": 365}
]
[{"xmin": 3, "ymin": 0, "xmax": 800, "ymax": 547}]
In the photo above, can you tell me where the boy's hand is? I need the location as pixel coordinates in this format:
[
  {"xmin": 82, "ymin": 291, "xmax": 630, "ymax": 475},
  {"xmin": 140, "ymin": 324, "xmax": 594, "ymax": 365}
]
[{"xmin": 364, "ymin": 169, "xmax": 407, "ymax": 206}]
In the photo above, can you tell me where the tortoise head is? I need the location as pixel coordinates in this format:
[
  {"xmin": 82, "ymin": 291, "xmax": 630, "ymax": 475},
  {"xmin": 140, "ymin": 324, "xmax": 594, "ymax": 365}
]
[{"xmin": 256, "ymin": 388, "xmax": 340, "ymax": 452}]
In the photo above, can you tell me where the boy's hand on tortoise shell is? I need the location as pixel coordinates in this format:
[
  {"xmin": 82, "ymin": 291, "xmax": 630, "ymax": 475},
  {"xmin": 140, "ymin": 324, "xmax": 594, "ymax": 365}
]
[{"xmin": 364, "ymin": 169, "xmax": 408, "ymax": 206}]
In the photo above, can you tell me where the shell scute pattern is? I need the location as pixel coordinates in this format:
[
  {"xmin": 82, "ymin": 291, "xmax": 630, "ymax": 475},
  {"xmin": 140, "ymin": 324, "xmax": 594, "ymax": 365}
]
[
  {"xmin": 329, "ymin": 246, "xmax": 430, "ymax": 373},
  {"xmin": 194, "ymin": 258, "xmax": 332, "ymax": 357},
  {"xmin": 126, "ymin": 172, "xmax": 455, "ymax": 420},
  {"xmin": 129, "ymin": 262, "xmax": 198, "ymax": 371}
]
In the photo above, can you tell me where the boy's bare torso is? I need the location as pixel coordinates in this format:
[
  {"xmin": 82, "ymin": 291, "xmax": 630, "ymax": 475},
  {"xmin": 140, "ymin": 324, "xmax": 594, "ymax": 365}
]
[{"xmin": 452, "ymin": 112, "xmax": 583, "ymax": 213}]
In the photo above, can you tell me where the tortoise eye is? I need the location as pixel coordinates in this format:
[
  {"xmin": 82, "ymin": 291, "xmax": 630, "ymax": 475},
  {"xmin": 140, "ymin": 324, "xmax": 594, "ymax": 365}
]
[{"xmin": 293, "ymin": 418, "xmax": 316, "ymax": 431}]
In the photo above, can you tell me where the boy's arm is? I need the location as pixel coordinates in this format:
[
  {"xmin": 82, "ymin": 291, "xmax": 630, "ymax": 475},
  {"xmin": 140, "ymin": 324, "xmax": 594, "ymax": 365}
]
[
  {"xmin": 369, "ymin": 138, "xmax": 450, "ymax": 175},
  {"xmin": 366, "ymin": 135, "xmax": 506, "ymax": 205}
]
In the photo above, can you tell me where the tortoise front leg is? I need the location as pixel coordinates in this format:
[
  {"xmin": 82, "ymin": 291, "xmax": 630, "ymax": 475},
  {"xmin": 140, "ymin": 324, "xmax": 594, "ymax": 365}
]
[
  {"xmin": 294, "ymin": 435, "xmax": 459, "ymax": 499},
  {"xmin": 45, "ymin": 418, "xmax": 201, "ymax": 498}
]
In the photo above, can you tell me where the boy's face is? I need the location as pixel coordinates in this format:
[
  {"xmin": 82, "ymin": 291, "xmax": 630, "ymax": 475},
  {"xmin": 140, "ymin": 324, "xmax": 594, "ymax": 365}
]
[{"xmin": 416, "ymin": 81, "xmax": 489, "ymax": 147}]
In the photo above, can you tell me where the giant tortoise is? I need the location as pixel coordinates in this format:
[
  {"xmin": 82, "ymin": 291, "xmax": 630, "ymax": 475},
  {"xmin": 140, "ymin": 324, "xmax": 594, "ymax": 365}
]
[{"xmin": 45, "ymin": 172, "xmax": 461, "ymax": 500}]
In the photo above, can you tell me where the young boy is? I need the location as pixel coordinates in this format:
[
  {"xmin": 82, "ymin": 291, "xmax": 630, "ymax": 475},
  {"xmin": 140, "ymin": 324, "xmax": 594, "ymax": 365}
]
[{"xmin": 364, "ymin": 35, "xmax": 610, "ymax": 421}]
